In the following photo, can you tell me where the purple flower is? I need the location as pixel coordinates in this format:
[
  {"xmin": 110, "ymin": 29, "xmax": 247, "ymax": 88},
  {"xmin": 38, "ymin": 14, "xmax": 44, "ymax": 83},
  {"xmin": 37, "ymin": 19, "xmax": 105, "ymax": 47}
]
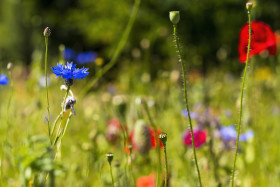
[
  {"xmin": 182, "ymin": 109, "xmax": 198, "ymax": 119},
  {"xmin": 0, "ymin": 75, "xmax": 9, "ymax": 85},
  {"xmin": 51, "ymin": 62, "xmax": 89, "ymax": 81},
  {"xmin": 220, "ymin": 125, "xmax": 254, "ymax": 142}
]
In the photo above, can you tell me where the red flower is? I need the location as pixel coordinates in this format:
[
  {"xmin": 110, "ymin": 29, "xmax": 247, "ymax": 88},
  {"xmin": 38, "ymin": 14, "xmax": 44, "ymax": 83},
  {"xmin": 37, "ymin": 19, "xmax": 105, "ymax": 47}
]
[
  {"xmin": 238, "ymin": 21, "xmax": 277, "ymax": 62},
  {"xmin": 183, "ymin": 130, "xmax": 207, "ymax": 148},
  {"xmin": 106, "ymin": 119, "xmax": 121, "ymax": 144},
  {"xmin": 136, "ymin": 173, "xmax": 156, "ymax": 187}
]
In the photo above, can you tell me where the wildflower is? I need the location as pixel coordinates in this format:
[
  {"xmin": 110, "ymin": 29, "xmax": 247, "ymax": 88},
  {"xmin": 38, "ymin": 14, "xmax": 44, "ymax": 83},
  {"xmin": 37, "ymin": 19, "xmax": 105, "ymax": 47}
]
[
  {"xmin": 106, "ymin": 152, "xmax": 114, "ymax": 164},
  {"xmin": 64, "ymin": 48, "xmax": 76, "ymax": 61},
  {"xmin": 0, "ymin": 75, "xmax": 9, "ymax": 85},
  {"xmin": 182, "ymin": 109, "xmax": 198, "ymax": 119},
  {"xmin": 183, "ymin": 129, "xmax": 207, "ymax": 148},
  {"xmin": 220, "ymin": 125, "xmax": 254, "ymax": 142},
  {"xmin": 238, "ymin": 21, "xmax": 277, "ymax": 62},
  {"xmin": 64, "ymin": 96, "xmax": 76, "ymax": 115},
  {"xmin": 43, "ymin": 27, "xmax": 51, "ymax": 37},
  {"xmin": 76, "ymin": 51, "xmax": 97, "ymax": 64},
  {"xmin": 136, "ymin": 173, "xmax": 156, "ymax": 187},
  {"xmin": 129, "ymin": 120, "xmax": 163, "ymax": 154},
  {"xmin": 51, "ymin": 62, "xmax": 89, "ymax": 85}
]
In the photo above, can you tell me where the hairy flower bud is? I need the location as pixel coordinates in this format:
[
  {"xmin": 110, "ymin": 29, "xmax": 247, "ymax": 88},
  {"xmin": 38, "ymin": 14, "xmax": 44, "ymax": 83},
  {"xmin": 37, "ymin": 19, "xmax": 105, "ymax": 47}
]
[
  {"xmin": 169, "ymin": 11, "xmax": 180, "ymax": 25},
  {"xmin": 159, "ymin": 132, "xmax": 167, "ymax": 146},
  {"xmin": 43, "ymin": 27, "xmax": 51, "ymax": 37},
  {"xmin": 7, "ymin": 62, "xmax": 13, "ymax": 70},
  {"xmin": 106, "ymin": 152, "xmax": 114, "ymax": 164},
  {"xmin": 133, "ymin": 120, "xmax": 152, "ymax": 154}
]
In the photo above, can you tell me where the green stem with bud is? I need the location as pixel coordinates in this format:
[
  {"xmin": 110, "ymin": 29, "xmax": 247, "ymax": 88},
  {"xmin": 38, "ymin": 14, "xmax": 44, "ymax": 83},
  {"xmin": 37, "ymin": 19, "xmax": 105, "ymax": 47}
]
[
  {"xmin": 231, "ymin": 7, "xmax": 252, "ymax": 187},
  {"xmin": 44, "ymin": 36, "xmax": 51, "ymax": 144},
  {"xmin": 172, "ymin": 24, "xmax": 203, "ymax": 186}
]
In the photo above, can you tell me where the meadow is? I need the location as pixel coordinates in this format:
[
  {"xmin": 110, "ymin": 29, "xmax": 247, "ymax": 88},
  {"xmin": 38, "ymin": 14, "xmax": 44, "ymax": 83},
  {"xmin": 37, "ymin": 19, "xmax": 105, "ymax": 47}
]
[{"xmin": 1, "ymin": 0, "xmax": 280, "ymax": 187}]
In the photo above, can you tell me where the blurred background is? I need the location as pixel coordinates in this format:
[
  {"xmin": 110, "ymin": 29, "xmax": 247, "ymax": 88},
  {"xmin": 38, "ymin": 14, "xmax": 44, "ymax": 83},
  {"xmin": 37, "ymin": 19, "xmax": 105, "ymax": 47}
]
[{"xmin": 1, "ymin": 0, "xmax": 280, "ymax": 74}]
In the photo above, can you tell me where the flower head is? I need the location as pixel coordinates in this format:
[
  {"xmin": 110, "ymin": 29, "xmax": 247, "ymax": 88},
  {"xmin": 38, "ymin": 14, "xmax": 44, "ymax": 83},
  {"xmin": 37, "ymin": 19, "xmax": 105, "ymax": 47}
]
[
  {"xmin": 220, "ymin": 125, "xmax": 254, "ymax": 142},
  {"xmin": 238, "ymin": 21, "xmax": 277, "ymax": 62},
  {"xmin": 183, "ymin": 129, "xmax": 207, "ymax": 148},
  {"xmin": 51, "ymin": 62, "xmax": 89, "ymax": 81},
  {"xmin": 136, "ymin": 173, "xmax": 156, "ymax": 187},
  {"xmin": 106, "ymin": 119, "xmax": 122, "ymax": 144},
  {"xmin": 0, "ymin": 75, "xmax": 9, "ymax": 85}
]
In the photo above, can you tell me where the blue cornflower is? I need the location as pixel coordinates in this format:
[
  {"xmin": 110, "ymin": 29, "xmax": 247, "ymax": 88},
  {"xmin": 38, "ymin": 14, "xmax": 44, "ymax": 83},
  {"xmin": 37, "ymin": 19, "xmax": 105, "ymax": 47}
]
[
  {"xmin": 182, "ymin": 109, "xmax": 198, "ymax": 119},
  {"xmin": 0, "ymin": 74, "xmax": 9, "ymax": 85},
  {"xmin": 51, "ymin": 62, "xmax": 89, "ymax": 82},
  {"xmin": 220, "ymin": 125, "xmax": 254, "ymax": 142},
  {"xmin": 64, "ymin": 48, "xmax": 76, "ymax": 61}
]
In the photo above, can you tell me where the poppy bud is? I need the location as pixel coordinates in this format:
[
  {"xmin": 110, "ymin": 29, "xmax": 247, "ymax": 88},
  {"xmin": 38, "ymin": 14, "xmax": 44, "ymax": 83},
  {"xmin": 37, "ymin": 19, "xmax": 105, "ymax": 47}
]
[
  {"xmin": 246, "ymin": 2, "xmax": 253, "ymax": 12},
  {"xmin": 169, "ymin": 11, "xmax": 180, "ymax": 25},
  {"xmin": 133, "ymin": 120, "xmax": 152, "ymax": 154},
  {"xmin": 106, "ymin": 152, "xmax": 114, "ymax": 164},
  {"xmin": 158, "ymin": 132, "xmax": 167, "ymax": 146},
  {"xmin": 43, "ymin": 27, "xmax": 51, "ymax": 37}
]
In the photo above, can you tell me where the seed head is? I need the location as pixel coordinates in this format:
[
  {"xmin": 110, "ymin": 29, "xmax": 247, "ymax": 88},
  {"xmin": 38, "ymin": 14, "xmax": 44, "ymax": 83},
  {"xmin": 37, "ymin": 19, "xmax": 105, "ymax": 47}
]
[
  {"xmin": 159, "ymin": 132, "xmax": 167, "ymax": 145},
  {"xmin": 43, "ymin": 27, "xmax": 51, "ymax": 37},
  {"xmin": 169, "ymin": 11, "xmax": 180, "ymax": 25},
  {"xmin": 106, "ymin": 152, "xmax": 114, "ymax": 164}
]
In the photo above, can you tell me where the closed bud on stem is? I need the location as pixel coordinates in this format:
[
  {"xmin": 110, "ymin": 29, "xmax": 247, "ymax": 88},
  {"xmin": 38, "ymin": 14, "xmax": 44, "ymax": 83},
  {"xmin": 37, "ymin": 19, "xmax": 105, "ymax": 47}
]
[
  {"xmin": 43, "ymin": 27, "xmax": 51, "ymax": 37},
  {"xmin": 169, "ymin": 11, "xmax": 180, "ymax": 25},
  {"xmin": 7, "ymin": 62, "xmax": 13, "ymax": 70},
  {"xmin": 106, "ymin": 152, "xmax": 114, "ymax": 164},
  {"xmin": 246, "ymin": 2, "xmax": 253, "ymax": 12},
  {"xmin": 159, "ymin": 132, "xmax": 167, "ymax": 146}
]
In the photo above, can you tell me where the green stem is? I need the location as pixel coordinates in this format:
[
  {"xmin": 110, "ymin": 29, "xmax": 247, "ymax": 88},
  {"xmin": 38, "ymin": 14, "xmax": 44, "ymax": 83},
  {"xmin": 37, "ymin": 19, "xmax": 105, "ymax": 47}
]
[
  {"xmin": 80, "ymin": 0, "xmax": 141, "ymax": 96},
  {"xmin": 45, "ymin": 36, "xmax": 51, "ymax": 144},
  {"xmin": 231, "ymin": 11, "xmax": 252, "ymax": 187},
  {"xmin": 163, "ymin": 145, "xmax": 168, "ymax": 187},
  {"xmin": 143, "ymin": 102, "xmax": 162, "ymax": 187},
  {"xmin": 52, "ymin": 86, "xmax": 70, "ymax": 146},
  {"xmin": 110, "ymin": 163, "xmax": 115, "ymax": 187},
  {"xmin": 129, "ymin": 152, "xmax": 135, "ymax": 186},
  {"xmin": 173, "ymin": 24, "xmax": 203, "ymax": 186}
]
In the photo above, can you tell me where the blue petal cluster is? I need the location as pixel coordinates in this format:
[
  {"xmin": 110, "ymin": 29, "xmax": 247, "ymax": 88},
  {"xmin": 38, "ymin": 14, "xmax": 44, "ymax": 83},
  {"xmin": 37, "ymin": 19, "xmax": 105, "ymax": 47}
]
[
  {"xmin": 220, "ymin": 125, "xmax": 254, "ymax": 142},
  {"xmin": 0, "ymin": 74, "xmax": 9, "ymax": 85},
  {"xmin": 182, "ymin": 109, "xmax": 198, "ymax": 119},
  {"xmin": 64, "ymin": 48, "xmax": 97, "ymax": 64},
  {"xmin": 51, "ymin": 62, "xmax": 89, "ymax": 80}
]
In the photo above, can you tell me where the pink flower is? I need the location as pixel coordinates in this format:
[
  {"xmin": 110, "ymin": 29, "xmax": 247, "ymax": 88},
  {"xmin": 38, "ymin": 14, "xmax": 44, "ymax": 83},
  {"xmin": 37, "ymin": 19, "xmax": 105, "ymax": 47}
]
[{"xmin": 183, "ymin": 130, "xmax": 207, "ymax": 148}]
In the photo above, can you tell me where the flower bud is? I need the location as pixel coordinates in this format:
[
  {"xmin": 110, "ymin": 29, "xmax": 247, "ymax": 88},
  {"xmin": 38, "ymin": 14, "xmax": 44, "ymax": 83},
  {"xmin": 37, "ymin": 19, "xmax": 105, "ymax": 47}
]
[
  {"xmin": 65, "ymin": 78, "xmax": 73, "ymax": 87},
  {"xmin": 246, "ymin": 2, "xmax": 253, "ymax": 12},
  {"xmin": 106, "ymin": 152, "xmax": 114, "ymax": 164},
  {"xmin": 7, "ymin": 62, "xmax": 13, "ymax": 70},
  {"xmin": 133, "ymin": 120, "xmax": 152, "ymax": 154},
  {"xmin": 43, "ymin": 27, "xmax": 51, "ymax": 37},
  {"xmin": 169, "ymin": 11, "xmax": 180, "ymax": 25},
  {"xmin": 158, "ymin": 132, "xmax": 167, "ymax": 146}
]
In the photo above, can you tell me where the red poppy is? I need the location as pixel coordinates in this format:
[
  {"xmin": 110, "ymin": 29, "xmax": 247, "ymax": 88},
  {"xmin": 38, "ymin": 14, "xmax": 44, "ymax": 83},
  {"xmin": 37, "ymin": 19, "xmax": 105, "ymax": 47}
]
[
  {"xmin": 136, "ymin": 173, "xmax": 156, "ymax": 187},
  {"xmin": 238, "ymin": 21, "xmax": 277, "ymax": 62},
  {"xmin": 129, "ymin": 127, "xmax": 163, "ymax": 153},
  {"xmin": 183, "ymin": 130, "xmax": 207, "ymax": 148},
  {"xmin": 106, "ymin": 119, "xmax": 121, "ymax": 144}
]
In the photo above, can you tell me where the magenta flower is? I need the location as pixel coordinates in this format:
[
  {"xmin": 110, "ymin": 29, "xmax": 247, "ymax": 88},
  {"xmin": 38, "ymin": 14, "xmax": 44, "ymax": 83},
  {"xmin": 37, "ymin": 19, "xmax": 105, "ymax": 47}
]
[{"xmin": 183, "ymin": 130, "xmax": 207, "ymax": 148}]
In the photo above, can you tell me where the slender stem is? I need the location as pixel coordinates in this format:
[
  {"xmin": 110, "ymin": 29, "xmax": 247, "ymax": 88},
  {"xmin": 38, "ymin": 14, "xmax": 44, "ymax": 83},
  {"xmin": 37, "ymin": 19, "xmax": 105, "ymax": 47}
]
[
  {"xmin": 163, "ymin": 145, "xmax": 168, "ymax": 187},
  {"xmin": 143, "ymin": 102, "xmax": 162, "ymax": 187},
  {"xmin": 231, "ymin": 11, "xmax": 252, "ymax": 187},
  {"xmin": 129, "ymin": 152, "xmax": 135, "ymax": 186},
  {"xmin": 109, "ymin": 163, "xmax": 115, "ymax": 187},
  {"xmin": 45, "ymin": 36, "xmax": 51, "ymax": 144},
  {"xmin": 173, "ymin": 24, "xmax": 202, "ymax": 186},
  {"xmin": 80, "ymin": 0, "xmax": 141, "ymax": 96},
  {"xmin": 52, "ymin": 86, "xmax": 70, "ymax": 145}
]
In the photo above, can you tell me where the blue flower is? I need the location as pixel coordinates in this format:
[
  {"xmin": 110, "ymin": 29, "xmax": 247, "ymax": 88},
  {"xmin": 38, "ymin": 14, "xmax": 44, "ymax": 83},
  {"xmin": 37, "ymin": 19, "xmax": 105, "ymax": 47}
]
[
  {"xmin": 0, "ymin": 74, "xmax": 9, "ymax": 85},
  {"xmin": 76, "ymin": 51, "xmax": 97, "ymax": 64},
  {"xmin": 220, "ymin": 125, "xmax": 237, "ymax": 141},
  {"xmin": 220, "ymin": 125, "xmax": 254, "ymax": 142},
  {"xmin": 51, "ymin": 62, "xmax": 89, "ymax": 81},
  {"xmin": 64, "ymin": 48, "xmax": 76, "ymax": 61},
  {"xmin": 182, "ymin": 109, "xmax": 198, "ymax": 119}
]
